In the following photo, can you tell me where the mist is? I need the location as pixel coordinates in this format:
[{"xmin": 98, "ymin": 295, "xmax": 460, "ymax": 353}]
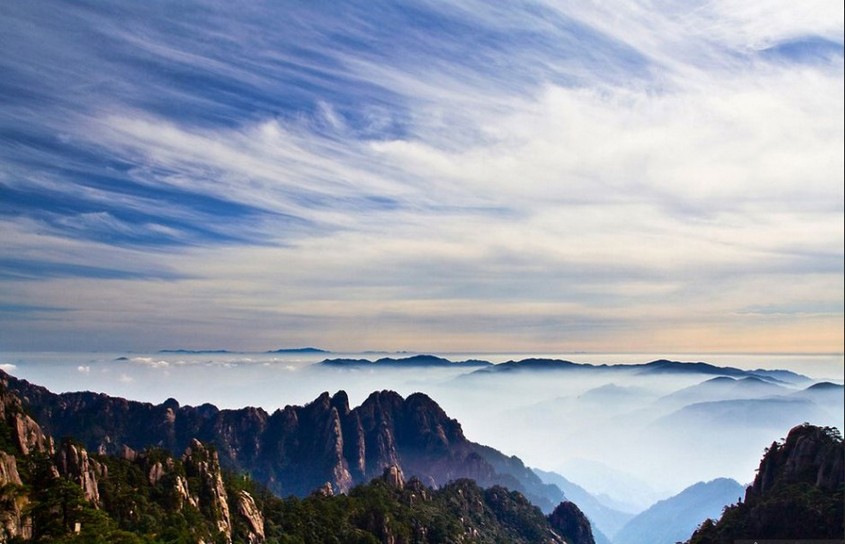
[{"xmin": 2, "ymin": 350, "xmax": 843, "ymax": 512}]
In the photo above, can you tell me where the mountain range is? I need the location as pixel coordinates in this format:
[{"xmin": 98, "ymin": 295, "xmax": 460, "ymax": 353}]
[
  {"xmin": 460, "ymin": 358, "xmax": 810, "ymax": 384},
  {"xmin": 0, "ymin": 369, "xmax": 563, "ymax": 513},
  {"xmin": 0, "ymin": 376, "xmax": 596, "ymax": 543},
  {"xmin": 1, "ymin": 368, "xmax": 842, "ymax": 542}
]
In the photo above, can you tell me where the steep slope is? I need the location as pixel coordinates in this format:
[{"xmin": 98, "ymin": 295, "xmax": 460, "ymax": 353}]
[
  {"xmin": 1, "ymin": 370, "xmax": 562, "ymax": 511},
  {"xmin": 687, "ymin": 423, "xmax": 844, "ymax": 542},
  {"xmin": 614, "ymin": 478, "xmax": 744, "ymax": 544}
]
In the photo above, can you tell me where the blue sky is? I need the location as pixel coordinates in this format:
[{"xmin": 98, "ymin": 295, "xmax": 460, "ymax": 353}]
[{"xmin": 1, "ymin": 0, "xmax": 843, "ymax": 352}]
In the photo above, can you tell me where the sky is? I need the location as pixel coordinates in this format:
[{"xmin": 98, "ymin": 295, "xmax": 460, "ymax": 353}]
[{"xmin": 1, "ymin": 0, "xmax": 843, "ymax": 353}]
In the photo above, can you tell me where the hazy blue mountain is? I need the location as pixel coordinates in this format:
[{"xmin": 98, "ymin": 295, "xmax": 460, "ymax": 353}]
[
  {"xmin": 320, "ymin": 354, "xmax": 493, "ymax": 368},
  {"xmin": 267, "ymin": 346, "xmax": 329, "ymax": 353},
  {"xmin": 793, "ymin": 381, "xmax": 844, "ymax": 402},
  {"xmin": 466, "ymin": 358, "xmax": 810, "ymax": 382},
  {"xmin": 470, "ymin": 358, "xmax": 585, "ymax": 373},
  {"xmin": 578, "ymin": 384, "xmax": 654, "ymax": 404},
  {"xmin": 533, "ymin": 468, "xmax": 633, "ymax": 541},
  {"xmin": 657, "ymin": 397, "xmax": 831, "ymax": 430},
  {"xmin": 158, "ymin": 349, "xmax": 232, "ymax": 354},
  {"xmin": 614, "ymin": 478, "xmax": 744, "ymax": 544},
  {"xmin": 556, "ymin": 458, "xmax": 666, "ymax": 514},
  {"xmin": 745, "ymin": 368, "xmax": 813, "ymax": 385},
  {"xmin": 657, "ymin": 376, "xmax": 792, "ymax": 408}
]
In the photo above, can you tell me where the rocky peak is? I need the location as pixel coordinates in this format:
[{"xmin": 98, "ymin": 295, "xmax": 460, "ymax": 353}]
[
  {"xmin": 1, "ymin": 373, "xmax": 563, "ymax": 509},
  {"xmin": 236, "ymin": 490, "xmax": 266, "ymax": 544},
  {"xmin": 748, "ymin": 423, "xmax": 844, "ymax": 500},
  {"xmin": 54, "ymin": 440, "xmax": 103, "ymax": 505},
  {"xmin": 548, "ymin": 501, "xmax": 596, "ymax": 544},
  {"xmin": 330, "ymin": 390, "xmax": 351, "ymax": 415},
  {"xmin": 184, "ymin": 439, "xmax": 233, "ymax": 542}
]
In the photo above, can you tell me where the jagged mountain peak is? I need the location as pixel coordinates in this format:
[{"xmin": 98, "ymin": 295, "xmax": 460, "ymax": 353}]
[{"xmin": 0, "ymin": 370, "xmax": 563, "ymax": 510}]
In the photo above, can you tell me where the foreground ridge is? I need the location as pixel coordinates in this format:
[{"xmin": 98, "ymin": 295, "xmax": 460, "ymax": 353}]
[{"xmin": 0, "ymin": 373, "xmax": 596, "ymax": 543}]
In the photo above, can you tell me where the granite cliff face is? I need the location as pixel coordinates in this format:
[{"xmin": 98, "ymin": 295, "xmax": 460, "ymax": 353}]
[
  {"xmin": 748, "ymin": 423, "xmax": 844, "ymax": 497},
  {"xmin": 687, "ymin": 423, "xmax": 844, "ymax": 543},
  {"xmin": 1, "ymin": 371, "xmax": 561, "ymax": 510}
]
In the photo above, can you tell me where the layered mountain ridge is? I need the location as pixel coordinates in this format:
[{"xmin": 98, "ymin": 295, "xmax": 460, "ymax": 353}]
[
  {"xmin": 0, "ymin": 370, "xmax": 562, "ymax": 512},
  {"xmin": 0, "ymin": 369, "xmax": 599, "ymax": 544}
]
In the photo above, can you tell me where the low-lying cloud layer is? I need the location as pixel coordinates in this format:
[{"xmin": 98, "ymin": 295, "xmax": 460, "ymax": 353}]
[{"xmin": 3, "ymin": 351, "xmax": 843, "ymax": 510}]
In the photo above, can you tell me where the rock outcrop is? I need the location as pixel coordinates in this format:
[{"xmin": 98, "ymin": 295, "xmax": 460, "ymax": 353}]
[
  {"xmin": 687, "ymin": 423, "xmax": 844, "ymax": 543},
  {"xmin": 0, "ymin": 451, "xmax": 29, "ymax": 541},
  {"xmin": 548, "ymin": 501, "xmax": 596, "ymax": 544},
  {"xmin": 0, "ymin": 378, "xmax": 52, "ymax": 457},
  {"xmin": 748, "ymin": 423, "xmax": 844, "ymax": 497},
  {"xmin": 236, "ymin": 490, "xmax": 265, "ymax": 544},
  {"xmin": 0, "ymin": 451, "xmax": 22, "ymax": 488},
  {"xmin": 382, "ymin": 464, "xmax": 405, "ymax": 489},
  {"xmin": 54, "ymin": 440, "xmax": 104, "ymax": 505},
  {"xmin": 184, "ymin": 439, "xmax": 233, "ymax": 542}
]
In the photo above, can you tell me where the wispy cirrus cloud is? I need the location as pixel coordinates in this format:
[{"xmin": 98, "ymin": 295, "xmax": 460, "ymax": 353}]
[{"xmin": 0, "ymin": 0, "xmax": 841, "ymax": 352}]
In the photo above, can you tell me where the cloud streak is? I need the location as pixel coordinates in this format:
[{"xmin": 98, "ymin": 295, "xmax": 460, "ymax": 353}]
[{"xmin": 0, "ymin": 0, "xmax": 842, "ymax": 352}]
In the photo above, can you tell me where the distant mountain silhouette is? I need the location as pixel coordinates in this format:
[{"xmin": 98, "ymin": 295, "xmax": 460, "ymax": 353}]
[
  {"xmin": 614, "ymin": 478, "xmax": 744, "ymax": 544},
  {"xmin": 656, "ymin": 397, "xmax": 830, "ymax": 430},
  {"xmin": 806, "ymin": 381, "xmax": 845, "ymax": 391},
  {"xmin": 465, "ymin": 358, "xmax": 810, "ymax": 383},
  {"xmin": 657, "ymin": 376, "xmax": 792, "ymax": 408},
  {"xmin": 266, "ymin": 346, "xmax": 329, "ymax": 353},
  {"xmin": 471, "ymin": 359, "xmax": 584, "ymax": 373},
  {"xmin": 320, "ymin": 354, "xmax": 492, "ymax": 368},
  {"xmin": 159, "ymin": 349, "xmax": 232, "ymax": 354}
]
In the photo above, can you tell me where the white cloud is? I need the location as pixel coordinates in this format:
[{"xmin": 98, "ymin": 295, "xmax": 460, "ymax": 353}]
[{"xmin": 129, "ymin": 357, "xmax": 170, "ymax": 369}]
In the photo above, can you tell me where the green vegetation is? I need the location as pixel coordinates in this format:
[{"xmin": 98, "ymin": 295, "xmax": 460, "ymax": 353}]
[{"xmin": 2, "ymin": 441, "xmax": 563, "ymax": 543}]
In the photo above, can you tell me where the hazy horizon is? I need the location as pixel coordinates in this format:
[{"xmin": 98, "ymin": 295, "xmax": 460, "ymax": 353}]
[{"xmin": 3, "ymin": 349, "xmax": 843, "ymax": 511}]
